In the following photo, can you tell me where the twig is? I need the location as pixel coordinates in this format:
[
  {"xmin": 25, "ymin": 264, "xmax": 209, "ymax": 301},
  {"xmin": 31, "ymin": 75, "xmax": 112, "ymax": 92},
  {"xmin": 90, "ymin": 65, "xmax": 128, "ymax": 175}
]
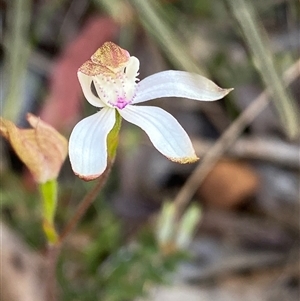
[
  {"xmin": 192, "ymin": 137, "xmax": 300, "ymax": 168},
  {"xmin": 173, "ymin": 59, "xmax": 300, "ymax": 218}
]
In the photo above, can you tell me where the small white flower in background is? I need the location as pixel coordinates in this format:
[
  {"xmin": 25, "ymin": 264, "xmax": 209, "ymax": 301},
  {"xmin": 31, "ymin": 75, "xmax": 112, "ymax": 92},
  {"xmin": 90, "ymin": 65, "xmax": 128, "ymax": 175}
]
[{"xmin": 69, "ymin": 42, "xmax": 232, "ymax": 180}]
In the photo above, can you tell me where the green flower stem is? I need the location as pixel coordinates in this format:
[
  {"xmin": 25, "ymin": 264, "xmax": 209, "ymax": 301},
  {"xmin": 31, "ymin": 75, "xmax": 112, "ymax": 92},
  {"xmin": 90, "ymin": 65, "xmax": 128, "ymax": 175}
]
[
  {"xmin": 39, "ymin": 179, "xmax": 58, "ymax": 244},
  {"xmin": 107, "ymin": 110, "xmax": 122, "ymax": 159}
]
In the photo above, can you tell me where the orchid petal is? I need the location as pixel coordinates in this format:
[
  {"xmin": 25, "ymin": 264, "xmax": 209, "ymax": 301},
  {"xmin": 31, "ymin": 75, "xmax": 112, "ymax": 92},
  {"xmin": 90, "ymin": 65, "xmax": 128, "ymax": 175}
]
[
  {"xmin": 69, "ymin": 108, "xmax": 115, "ymax": 180},
  {"xmin": 77, "ymin": 71, "xmax": 105, "ymax": 107},
  {"xmin": 133, "ymin": 70, "xmax": 233, "ymax": 104},
  {"xmin": 119, "ymin": 105, "xmax": 198, "ymax": 163}
]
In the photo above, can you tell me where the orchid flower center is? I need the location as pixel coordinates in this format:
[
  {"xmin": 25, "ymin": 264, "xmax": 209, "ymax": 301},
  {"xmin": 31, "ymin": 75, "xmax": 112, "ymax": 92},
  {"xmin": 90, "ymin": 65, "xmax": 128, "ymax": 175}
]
[{"xmin": 93, "ymin": 56, "xmax": 140, "ymax": 110}]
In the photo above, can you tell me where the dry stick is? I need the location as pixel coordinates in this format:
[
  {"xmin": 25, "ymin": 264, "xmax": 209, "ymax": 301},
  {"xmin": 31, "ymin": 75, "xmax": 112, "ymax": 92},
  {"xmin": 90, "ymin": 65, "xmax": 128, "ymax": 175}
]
[
  {"xmin": 173, "ymin": 59, "xmax": 300, "ymax": 217},
  {"xmin": 192, "ymin": 137, "xmax": 300, "ymax": 168},
  {"xmin": 58, "ymin": 160, "xmax": 113, "ymax": 245}
]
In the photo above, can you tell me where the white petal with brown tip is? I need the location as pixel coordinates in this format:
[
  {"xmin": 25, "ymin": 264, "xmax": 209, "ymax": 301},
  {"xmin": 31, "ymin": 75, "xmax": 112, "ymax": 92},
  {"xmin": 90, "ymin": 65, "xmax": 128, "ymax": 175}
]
[{"xmin": 68, "ymin": 108, "xmax": 115, "ymax": 180}]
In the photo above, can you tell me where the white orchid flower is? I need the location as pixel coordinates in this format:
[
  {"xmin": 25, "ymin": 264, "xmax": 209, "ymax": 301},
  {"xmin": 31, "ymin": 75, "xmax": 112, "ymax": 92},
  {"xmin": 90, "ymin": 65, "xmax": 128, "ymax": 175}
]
[{"xmin": 69, "ymin": 42, "xmax": 232, "ymax": 180}]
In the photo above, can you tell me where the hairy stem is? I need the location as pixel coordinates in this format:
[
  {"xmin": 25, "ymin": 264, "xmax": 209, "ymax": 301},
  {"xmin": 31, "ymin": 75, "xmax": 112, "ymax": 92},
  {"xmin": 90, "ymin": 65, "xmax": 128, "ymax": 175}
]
[{"xmin": 58, "ymin": 160, "xmax": 113, "ymax": 245}]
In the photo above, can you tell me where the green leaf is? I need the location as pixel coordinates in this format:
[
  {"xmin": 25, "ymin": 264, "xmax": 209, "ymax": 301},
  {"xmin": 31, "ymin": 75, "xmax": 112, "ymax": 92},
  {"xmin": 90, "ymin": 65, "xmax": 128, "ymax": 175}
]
[{"xmin": 3, "ymin": 0, "xmax": 32, "ymax": 121}]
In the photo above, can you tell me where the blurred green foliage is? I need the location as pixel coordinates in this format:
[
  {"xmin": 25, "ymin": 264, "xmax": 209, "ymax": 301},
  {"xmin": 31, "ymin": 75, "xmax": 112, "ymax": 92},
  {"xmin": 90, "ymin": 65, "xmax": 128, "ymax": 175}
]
[
  {"xmin": 59, "ymin": 225, "xmax": 184, "ymax": 301},
  {"xmin": 55, "ymin": 194, "xmax": 185, "ymax": 300},
  {"xmin": 1, "ymin": 171, "xmax": 45, "ymax": 248},
  {"xmin": 1, "ymin": 0, "xmax": 299, "ymax": 300}
]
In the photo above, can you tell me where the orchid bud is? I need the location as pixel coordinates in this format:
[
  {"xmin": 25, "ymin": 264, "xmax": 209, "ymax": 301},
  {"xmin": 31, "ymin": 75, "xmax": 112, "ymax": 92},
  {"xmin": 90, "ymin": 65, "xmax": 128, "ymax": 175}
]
[{"xmin": 156, "ymin": 202, "xmax": 201, "ymax": 255}]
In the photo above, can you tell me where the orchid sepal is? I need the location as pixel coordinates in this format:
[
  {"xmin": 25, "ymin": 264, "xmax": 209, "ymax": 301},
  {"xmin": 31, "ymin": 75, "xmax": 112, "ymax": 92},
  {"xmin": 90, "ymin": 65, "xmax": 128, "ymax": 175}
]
[{"xmin": 133, "ymin": 70, "xmax": 233, "ymax": 104}]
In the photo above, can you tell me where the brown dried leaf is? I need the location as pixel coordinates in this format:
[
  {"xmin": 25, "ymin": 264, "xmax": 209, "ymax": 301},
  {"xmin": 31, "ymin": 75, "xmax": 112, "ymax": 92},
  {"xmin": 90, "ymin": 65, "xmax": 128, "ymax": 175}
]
[{"xmin": 0, "ymin": 114, "xmax": 68, "ymax": 183}]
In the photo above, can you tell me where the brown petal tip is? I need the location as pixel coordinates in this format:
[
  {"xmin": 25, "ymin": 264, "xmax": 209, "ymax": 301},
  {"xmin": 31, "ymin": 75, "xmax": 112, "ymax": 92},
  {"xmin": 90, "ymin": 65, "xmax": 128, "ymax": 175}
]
[
  {"xmin": 169, "ymin": 155, "xmax": 199, "ymax": 164},
  {"xmin": 76, "ymin": 172, "xmax": 101, "ymax": 181}
]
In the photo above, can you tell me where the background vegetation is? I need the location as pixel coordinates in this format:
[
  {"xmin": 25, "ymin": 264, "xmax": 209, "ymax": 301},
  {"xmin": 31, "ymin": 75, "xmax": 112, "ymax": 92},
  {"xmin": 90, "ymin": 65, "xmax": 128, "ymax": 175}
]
[{"xmin": 1, "ymin": 0, "xmax": 299, "ymax": 300}]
